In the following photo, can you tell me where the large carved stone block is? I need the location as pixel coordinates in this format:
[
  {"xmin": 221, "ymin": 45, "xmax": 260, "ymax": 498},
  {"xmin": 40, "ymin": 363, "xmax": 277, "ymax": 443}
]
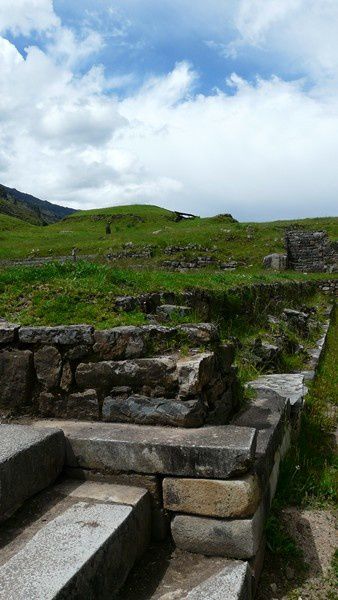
[{"xmin": 0, "ymin": 349, "xmax": 33, "ymax": 411}]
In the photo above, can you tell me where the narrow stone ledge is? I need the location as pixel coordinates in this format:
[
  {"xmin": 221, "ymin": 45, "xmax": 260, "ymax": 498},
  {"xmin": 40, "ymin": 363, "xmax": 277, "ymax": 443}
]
[
  {"xmin": 19, "ymin": 325, "xmax": 94, "ymax": 346},
  {"xmin": 163, "ymin": 475, "xmax": 261, "ymax": 518}
]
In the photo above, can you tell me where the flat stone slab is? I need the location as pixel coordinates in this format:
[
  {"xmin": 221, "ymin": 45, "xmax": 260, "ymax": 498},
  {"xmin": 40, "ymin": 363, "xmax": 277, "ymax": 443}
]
[
  {"xmin": 54, "ymin": 479, "xmax": 147, "ymax": 508},
  {"xmin": 185, "ymin": 561, "xmax": 251, "ymax": 600},
  {"xmin": 247, "ymin": 373, "xmax": 306, "ymax": 410},
  {"xmin": 0, "ymin": 425, "xmax": 65, "ymax": 521},
  {"xmin": 163, "ymin": 475, "xmax": 261, "ymax": 518},
  {"xmin": 0, "ymin": 500, "xmax": 149, "ymax": 599},
  {"xmin": 33, "ymin": 420, "xmax": 257, "ymax": 479},
  {"xmin": 171, "ymin": 502, "xmax": 265, "ymax": 559}
]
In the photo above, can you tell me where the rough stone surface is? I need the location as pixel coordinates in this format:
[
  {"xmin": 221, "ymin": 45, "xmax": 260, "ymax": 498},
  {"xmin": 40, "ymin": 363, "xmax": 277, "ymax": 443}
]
[
  {"xmin": 34, "ymin": 346, "xmax": 62, "ymax": 390},
  {"xmin": 102, "ymin": 394, "xmax": 205, "ymax": 427},
  {"xmin": 76, "ymin": 357, "xmax": 177, "ymax": 396},
  {"xmin": 0, "ymin": 323, "xmax": 19, "ymax": 345},
  {"xmin": 93, "ymin": 326, "xmax": 145, "ymax": 360},
  {"xmin": 0, "ymin": 349, "xmax": 33, "ymax": 411},
  {"xmin": 179, "ymin": 323, "xmax": 219, "ymax": 345},
  {"xmin": 171, "ymin": 502, "xmax": 265, "ymax": 559},
  {"xmin": 163, "ymin": 475, "xmax": 261, "ymax": 518},
  {"xmin": 0, "ymin": 499, "xmax": 150, "ymax": 599},
  {"xmin": 38, "ymin": 392, "xmax": 66, "ymax": 418},
  {"xmin": 247, "ymin": 373, "xmax": 306, "ymax": 411},
  {"xmin": 263, "ymin": 253, "xmax": 287, "ymax": 270},
  {"xmin": 67, "ymin": 390, "xmax": 100, "ymax": 420},
  {"xmin": 60, "ymin": 362, "xmax": 73, "ymax": 392},
  {"xmin": 19, "ymin": 325, "xmax": 94, "ymax": 346},
  {"xmin": 0, "ymin": 424, "xmax": 65, "ymax": 520},
  {"xmin": 285, "ymin": 229, "xmax": 337, "ymax": 272},
  {"xmin": 186, "ymin": 562, "xmax": 251, "ymax": 600},
  {"xmin": 33, "ymin": 420, "xmax": 257, "ymax": 479},
  {"xmin": 156, "ymin": 304, "xmax": 192, "ymax": 321},
  {"xmin": 177, "ymin": 353, "xmax": 215, "ymax": 397}
]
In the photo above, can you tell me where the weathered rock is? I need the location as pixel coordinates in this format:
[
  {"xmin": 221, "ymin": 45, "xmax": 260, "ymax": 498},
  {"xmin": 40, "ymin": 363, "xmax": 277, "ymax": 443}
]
[
  {"xmin": 178, "ymin": 323, "xmax": 219, "ymax": 345},
  {"xmin": 156, "ymin": 304, "xmax": 192, "ymax": 321},
  {"xmin": 64, "ymin": 344, "xmax": 92, "ymax": 361},
  {"xmin": 76, "ymin": 357, "xmax": 178, "ymax": 396},
  {"xmin": 60, "ymin": 362, "xmax": 73, "ymax": 392},
  {"xmin": 285, "ymin": 229, "xmax": 337, "ymax": 272},
  {"xmin": 102, "ymin": 395, "xmax": 205, "ymax": 427},
  {"xmin": 263, "ymin": 253, "xmax": 287, "ymax": 270},
  {"xmin": 247, "ymin": 373, "xmax": 306, "ymax": 414},
  {"xmin": 282, "ymin": 308, "xmax": 310, "ymax": 334},
  {"xmin": 163, "ymin": 474, "xmax": 261, "ymax": 518},
  {"xmin": 0, "ymin": 349, "xmax": 33, "ymax": 411},
  {"xmin": 171, "ymin": 502, "xmax": 265, "ymax": 559},
  {"xmin": 34, "ymin": 345, "xmax": 62, "ymax": 390},
  {"xmin": 0, "ymin": 322, "xmax": 20, "ymax": 345},
  {"xmin": 34, "ymin": 420, "xmax": 257, "ymax": 479},
  {"xmin": 186, "ymin": 562, "xmax": 251, "ymax": 600},
  {"xmin": 0, "ymin": 424, "xmax": 65, "ymax": 520},
  {"xmin": 67, "ymin": 390, "xmax": 99, "ymax": 420},
  {"xmin": 177, "ymin": 353, "xmax": 215, "ymax": 397},
  {"xmin": 19, "ymin": 325, "xmax": 94, "ymax": 346},
  {"xmin": 251, "ymin": 338, "xmax": 281, "ymax": 369},
  {"xmin": 93, "ymin": 326, "xmax": 145, "ymax": 360},
  {"xmin": 38, "ymin": 392, "xmax": 66, "ymax": 418}
]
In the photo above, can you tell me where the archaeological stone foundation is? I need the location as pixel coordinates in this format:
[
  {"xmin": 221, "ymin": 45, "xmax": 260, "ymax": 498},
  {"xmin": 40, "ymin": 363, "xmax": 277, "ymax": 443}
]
[{"xmin": 0, "ymin": 279, "xmax": 336, "ymax": 599}]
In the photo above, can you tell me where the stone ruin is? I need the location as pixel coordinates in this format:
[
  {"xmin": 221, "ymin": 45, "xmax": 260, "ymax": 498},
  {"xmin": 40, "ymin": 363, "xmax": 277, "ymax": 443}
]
[
  {"xmin": 0, "ymin": 281, "xmax": 335, "ymax": 599},
  {"xmin": 285, "ymin": 229, "xmax": 338, "ymax": 272}
]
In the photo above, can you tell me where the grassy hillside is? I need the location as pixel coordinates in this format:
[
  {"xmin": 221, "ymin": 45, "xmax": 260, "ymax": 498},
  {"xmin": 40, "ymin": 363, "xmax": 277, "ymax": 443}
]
[
  {"xmin": 0, "ymin": 203, "xmax": 337, "ymax": 265},
  {"xmin": 0, "ymin": 185, "xmax": 75, "ymax": 226}
]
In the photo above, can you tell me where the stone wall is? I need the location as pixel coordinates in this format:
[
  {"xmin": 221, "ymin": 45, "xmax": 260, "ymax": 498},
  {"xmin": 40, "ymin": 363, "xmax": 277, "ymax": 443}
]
[
  {"xmin": 0, "ymin": 322, "xmax": 238, "ymax": 427},
  {"xmin": 285, "ymin": 229, "xmax": 338, "ymax": 272}
]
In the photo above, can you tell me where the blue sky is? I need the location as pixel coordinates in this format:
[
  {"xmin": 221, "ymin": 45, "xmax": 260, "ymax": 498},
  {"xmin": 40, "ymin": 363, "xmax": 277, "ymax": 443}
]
[{"xmin": 0, "ymin": 0, "xmax": 338, "ymax": 219}]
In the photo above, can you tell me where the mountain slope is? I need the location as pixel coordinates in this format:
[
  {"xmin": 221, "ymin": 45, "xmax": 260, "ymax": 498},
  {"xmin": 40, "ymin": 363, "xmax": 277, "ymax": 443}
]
[{"xmin": 0, "ymin": 184, "xmax": 76, "ymax": 225}]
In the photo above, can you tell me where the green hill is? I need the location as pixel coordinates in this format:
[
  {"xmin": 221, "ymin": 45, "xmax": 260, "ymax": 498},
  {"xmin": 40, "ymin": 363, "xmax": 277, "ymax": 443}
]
[{"xmin": 0, "ymin": 184, "xmax": 76, "ymax": 226}]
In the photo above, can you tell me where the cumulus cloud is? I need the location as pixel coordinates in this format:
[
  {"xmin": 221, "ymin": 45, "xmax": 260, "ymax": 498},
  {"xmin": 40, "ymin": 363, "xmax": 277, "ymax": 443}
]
[
  {"xmin": 0, "ymin": 1, "xmax": 338, "ymax": 219},
  {"xmin": 0, "ymin": 0, "xmax": 59, "ymax": 35}
]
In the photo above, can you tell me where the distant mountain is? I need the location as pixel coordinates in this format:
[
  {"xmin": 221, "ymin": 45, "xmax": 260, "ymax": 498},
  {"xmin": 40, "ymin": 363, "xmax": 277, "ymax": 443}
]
[{"xmin": 0, "ymin": 184, "xmax": 76, "ymax": 225}]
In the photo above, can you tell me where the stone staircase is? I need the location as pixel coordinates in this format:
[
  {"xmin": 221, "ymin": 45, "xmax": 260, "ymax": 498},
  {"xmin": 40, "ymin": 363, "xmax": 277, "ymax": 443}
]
[{"xmin": 0, "ymin": 424, "xmax": 151, "ymax": 599}]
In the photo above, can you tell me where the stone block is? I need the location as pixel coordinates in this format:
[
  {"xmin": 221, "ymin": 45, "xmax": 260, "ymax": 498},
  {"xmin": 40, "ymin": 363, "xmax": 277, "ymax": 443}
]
[
  {"xmin": 34, "ymin": 420, "xmax": 257, "ymax": 479},
  {"xmin": 0, "ymin": 322, "xmax": 19, "ymax": 345},
  {"xmin": 34, "ymin": 345, "xmax": 62, "ymax": 390},
  {"xmin": 0, "ymin": 424, "xmax": 65, "ymax": 520},
  {"xmin": 178, "ymin": 323, "xmax": 219, "ymax": 345},
  {"xmin": 102, "ymin": 394, "xmax": 205, "ymax": 427},
  {"xmin": 177, "ymin": 352, "xmax": 215, "ymax": 397},
  {"xmin": 156, "ymin": 304, "xmax": 192, "ymax": 321},
  {"xmin": 171, "ymin": 502, "xmax": 265, "ymax": 559},
  {"xmin": 60, "ymin": 361, "xmax": 73, "ymax": 391},
  {"xmin": 93, "ymin": 326, "xmax": 145, "ymax": 360},
  {"xmin": 76, "ymin": 356, "xmax": 178, "ymax": 396},
  {"xmin": 186, "ymin": 561, "xmax": 252, "ymax": 600},
  {"xmin": 163, "ymin": 474, "xmax": 261, "ymax": 518},
  {"xmin": 19, "ymin": 325, "xmax": 94, "ymax": 346},
  {"xmin": 38, "ymin": 392, "xmax": 66, "ymax": 418},
  {"xmin": 67, "ymin": 390, "xmax": 100, "ymax": 420},
  {"xmin": 263, "ymin": 253, "xmax": 287, "ymax": 270},
  {"xmin": 0, "ymin": 349, "xmax": 33, "ymax": 411}
]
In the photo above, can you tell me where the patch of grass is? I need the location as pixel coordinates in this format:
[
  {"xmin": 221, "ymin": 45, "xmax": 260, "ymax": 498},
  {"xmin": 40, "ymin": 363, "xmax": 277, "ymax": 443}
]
[{"xmin": 265, "ymin": 514, "xmax": 304, "ymax": 563}]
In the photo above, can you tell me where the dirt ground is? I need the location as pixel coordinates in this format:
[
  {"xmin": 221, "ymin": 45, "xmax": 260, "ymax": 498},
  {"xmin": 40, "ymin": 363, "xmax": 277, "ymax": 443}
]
[{"xmin": 256, "ymin": 508, "xmax": 337, "ymax": 600}]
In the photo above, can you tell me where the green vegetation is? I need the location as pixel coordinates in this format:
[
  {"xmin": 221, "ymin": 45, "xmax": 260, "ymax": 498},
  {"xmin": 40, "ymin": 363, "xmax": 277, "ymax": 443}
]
[{"xmin": 0, "ymin": 202, "xmax": 337, "ymax": 263}]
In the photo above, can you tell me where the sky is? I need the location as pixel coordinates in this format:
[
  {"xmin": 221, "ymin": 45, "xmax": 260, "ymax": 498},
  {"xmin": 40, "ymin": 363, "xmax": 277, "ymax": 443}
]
[{"xmin": 0, "ymin": 1, "xmax": 338, "ymax": 220}]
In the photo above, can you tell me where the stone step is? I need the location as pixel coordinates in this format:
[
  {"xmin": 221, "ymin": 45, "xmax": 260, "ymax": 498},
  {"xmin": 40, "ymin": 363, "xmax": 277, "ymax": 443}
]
[
  {"xmin": 0, "ymin": 479, "xmax": 151, "ymax": 599},
  {"xmin": 32, "ymin": 419, "xmax": 257, "ymax": 479},
  {"xmin": 0, "ymin": 424, "xmax": 65, "ymax": 521},
  {"xmin": 117, "ymin": 541, "xmax": 251, "ymax": 600}
]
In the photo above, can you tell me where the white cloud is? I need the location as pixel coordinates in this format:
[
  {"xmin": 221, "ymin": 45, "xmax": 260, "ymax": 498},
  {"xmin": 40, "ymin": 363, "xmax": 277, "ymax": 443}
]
[
  {"xmin": 0, "ymin": 2, "xmax": 338, "ymax": 219},
  {"xmin": 0, "ymin": 0, "xmax": 59, "ymax": 35}
]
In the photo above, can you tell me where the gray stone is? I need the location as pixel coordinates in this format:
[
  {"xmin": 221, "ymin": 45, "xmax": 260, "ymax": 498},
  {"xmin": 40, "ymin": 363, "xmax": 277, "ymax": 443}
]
[
  {"xmin": 0, "ymin": 349, "xmax": 33, "ymax": 411},
  {"xmin": 263, "ymin": 253, "xmax": 287, "ymax": 270},
  {"xmin": 247, "ymin": 373, "xmax": 306, "ymax": 412},
  {"xmin": 76, "ymin": 357, "xmax": 177, "ymax": 396},
  {"xmin": 34, "ymin": 346, "xmax": 62, "ymax": 390},
  {"xmin": 171, "ymin": 502, "xmax": 265, "ymax": 559},
  {"xmin": 67, "ymin": 390, "xmax": 100, "ymax": 420},
  {"xmin": 178, "ymin": 323, "xmax": 219, "ymax": 345},
  {"xmin": 0, "ymin": 322, "xmax": 20, "ymax": 344},
  {"xmin": 33, "ymin": 420, "xmax": 257, "ymax": 479},
  {"xmin": 156, "ymin": 304, "xmax": 192, "ymax": 321},
  {"xmin": 93, "ymin": 326, "xmax": 145, "ymax": 360},
  {"xmin": 186, "ymin": 562, "xmax": 251, "ymax": 600},
  {"xmin": 0, "ymin": 499, "xmax": 150, "ymax": 599},
  {"xmin": 38, "ymin": 392, "xmax": 66, "ymax": 418},
  {"xmin": 163, "ymin": 475, "xmax": 261, "ymax": 518},
  {"xmin": 102, "ymin": 395, "xmax": 205, "ymax": 427},
  {"xmin": 177, "ymin": 352, "xmax": 215, "ymax": 397},
  {"xmin": 0, "ymin": 424, "xmax": 65, "ymax": 520},
  {"xmin": 19, "ymin": 325, "xmax": 94, "ymax": 346}
]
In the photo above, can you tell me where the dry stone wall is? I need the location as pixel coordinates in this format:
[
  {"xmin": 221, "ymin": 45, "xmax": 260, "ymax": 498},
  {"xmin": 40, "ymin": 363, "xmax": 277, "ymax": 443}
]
[{"xmin": 285, "ymin": 229, "xmax": 338, "ymax": 272}]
